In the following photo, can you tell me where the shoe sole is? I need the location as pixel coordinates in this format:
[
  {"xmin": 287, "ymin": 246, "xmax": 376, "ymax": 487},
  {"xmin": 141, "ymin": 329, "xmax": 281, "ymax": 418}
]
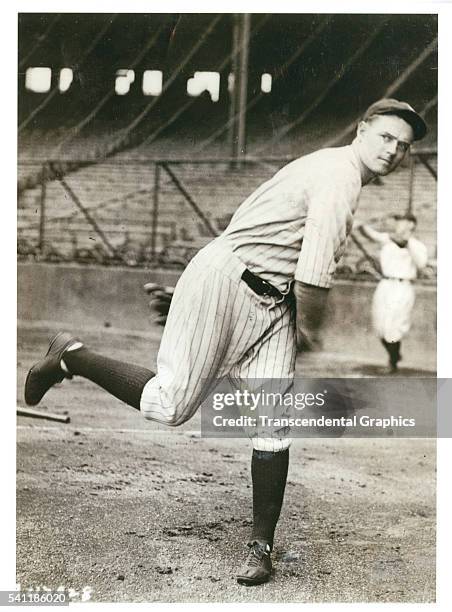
[
  {"xmin": 237, "ymin": 569, "xmax": 271, "ymax": 586},
  {"xmin": 236, "ymin": 575, "xmax": 270, "ymax": 586}
]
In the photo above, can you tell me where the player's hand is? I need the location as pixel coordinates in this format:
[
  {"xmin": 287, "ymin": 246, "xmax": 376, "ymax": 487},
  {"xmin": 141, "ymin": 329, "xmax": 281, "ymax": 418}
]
[{"xmin": 294, "ymin": 281, "xmax": 328, "ymax": 352}]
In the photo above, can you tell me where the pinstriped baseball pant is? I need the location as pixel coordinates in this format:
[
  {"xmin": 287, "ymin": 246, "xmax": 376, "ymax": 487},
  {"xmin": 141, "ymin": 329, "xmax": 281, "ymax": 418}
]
[{"xmin": 140, "ymin": 237, "xmax": 297, "ymax": 452}]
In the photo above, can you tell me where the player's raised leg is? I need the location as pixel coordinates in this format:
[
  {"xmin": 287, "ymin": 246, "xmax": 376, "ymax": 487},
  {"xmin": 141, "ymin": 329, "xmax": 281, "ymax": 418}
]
[
  {"xmin": 23, "ymin": 243, "xmax": 227, "ymax": 415},
  {"xmin": 24, "ymin": 331, "xmax": 155, "ymax": 409},
  {"xmin": 24, "ymin": 239, "xmax": 277, "ymax": 428}
]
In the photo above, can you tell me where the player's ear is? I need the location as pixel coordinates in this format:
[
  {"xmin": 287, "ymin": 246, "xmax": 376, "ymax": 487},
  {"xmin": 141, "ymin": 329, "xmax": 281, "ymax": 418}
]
[{"xmin": 356, "ymin": 120, "xmax": 368, "ymax": 140}]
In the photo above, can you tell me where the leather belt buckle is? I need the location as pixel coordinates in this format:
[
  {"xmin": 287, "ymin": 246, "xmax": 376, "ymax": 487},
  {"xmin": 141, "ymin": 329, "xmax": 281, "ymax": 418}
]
[{"xmin": 260, "ymin": 279, "xmax": 275, "ymax": 297}]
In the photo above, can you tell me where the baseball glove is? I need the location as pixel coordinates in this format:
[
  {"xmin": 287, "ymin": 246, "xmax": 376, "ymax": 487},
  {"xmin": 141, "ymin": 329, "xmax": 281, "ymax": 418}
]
[{"xmin": 143, "ymin": 282, "xmax": 174, "ymax": 326}]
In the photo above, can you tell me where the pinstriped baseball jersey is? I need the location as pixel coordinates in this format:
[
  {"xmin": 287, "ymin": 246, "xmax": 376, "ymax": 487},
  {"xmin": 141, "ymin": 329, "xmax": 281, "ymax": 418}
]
[
  {"xmin": 140, "ymin": 145, "xmax": 363, "ymax": 452},
  {"xmin": 222, "ymin": 145, "xmax": 362, "ymax": 291}
]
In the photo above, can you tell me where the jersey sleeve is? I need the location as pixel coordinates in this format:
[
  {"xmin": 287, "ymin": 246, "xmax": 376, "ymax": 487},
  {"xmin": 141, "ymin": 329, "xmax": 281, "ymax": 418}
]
[
  {"xmin": 407, "ymin": 237, "xmax": 428, "ymax": 270},
  {"xmin": 361, "ymin": 225, "xmax": 391, "ymax": 244},
  {"xmin": 294, "ymin": 178, "xmax": 356, "ymax": 288}
]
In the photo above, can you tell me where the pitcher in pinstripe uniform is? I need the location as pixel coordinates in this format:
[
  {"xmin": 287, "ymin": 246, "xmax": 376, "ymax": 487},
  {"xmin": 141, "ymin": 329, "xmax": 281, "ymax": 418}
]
[{"xmin": 25, "ymin": 99, "xmax": 427, "ymax": 586}]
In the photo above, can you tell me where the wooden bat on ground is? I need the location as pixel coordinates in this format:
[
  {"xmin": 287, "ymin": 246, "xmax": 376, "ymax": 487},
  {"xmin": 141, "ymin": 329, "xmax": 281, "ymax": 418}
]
[{"xmin": 17, "ymin": 407, "xmax": 70, "ymax": 423}]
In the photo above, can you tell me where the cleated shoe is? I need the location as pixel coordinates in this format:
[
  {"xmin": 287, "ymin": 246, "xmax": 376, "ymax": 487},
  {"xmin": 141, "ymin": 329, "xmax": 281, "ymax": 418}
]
[
  {"xmin": 236, "ymin": 541, "xmax": 272, "ymax": 586},
  {"xmin": 24, "ymin": 332, "xmax": 82, "ymax": 406}
]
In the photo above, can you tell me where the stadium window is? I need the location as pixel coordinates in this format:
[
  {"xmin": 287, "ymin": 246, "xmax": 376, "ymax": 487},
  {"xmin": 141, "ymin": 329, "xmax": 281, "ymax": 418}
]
[
  {"xmin": 115, "ymin": 69, "xmax": 135, "ymax": 95},
  {"xmin": 187, "ymin": 71, "xmax": 220, "ymax": 102},
  {"xmin": 142, "ymin": 70, "xmax": 163, "ymax": 96},
  {"xmin": 261, "ymin": 73, "xmax": 272, "ymax": 94},
  {"xmin": 25, "ymin": 67, "xmax": 52, "ymax": 93},
  {"xmin": 59, "ymin": 68, "xmax": 73, "ymax": 92}
]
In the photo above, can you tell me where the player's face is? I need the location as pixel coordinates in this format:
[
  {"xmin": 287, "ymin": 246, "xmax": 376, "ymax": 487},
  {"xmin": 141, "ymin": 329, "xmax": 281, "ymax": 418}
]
[
  {"xmin": 394, "ymin": 219, "xmax": 416, "ymax": 240},
  {"xmin": 356, "ymin": 115, "xmax": 414, "ymax": 176}
]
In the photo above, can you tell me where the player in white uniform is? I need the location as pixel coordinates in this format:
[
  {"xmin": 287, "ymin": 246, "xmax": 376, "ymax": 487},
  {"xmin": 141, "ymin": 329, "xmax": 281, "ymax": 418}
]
[
  {"xmin": 359, "ymin": 213, "xmax": 428, "ymax": 372},
  {"xmin": 24, "ymin": 99, "xmax": 427, "ymax": 586}
]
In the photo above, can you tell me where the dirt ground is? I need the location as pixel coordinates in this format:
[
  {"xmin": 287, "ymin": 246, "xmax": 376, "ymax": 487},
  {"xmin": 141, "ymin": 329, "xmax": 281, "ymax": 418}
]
[{"xmin": 16, "ymin": 326, "xmax": 436, "ymax": 603}]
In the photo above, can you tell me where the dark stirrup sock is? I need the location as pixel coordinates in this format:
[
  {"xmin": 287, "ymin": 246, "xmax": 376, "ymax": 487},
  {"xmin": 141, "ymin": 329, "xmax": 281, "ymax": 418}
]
[
  {"xmin": 62, "ymin": 347, "xmax": 155, "ymax": 410},
  {"xmin": 381, "ymin": 339, "xmax": 401, "ymax": 367},
  {"xmin": 391, "ymin": 341, "xmax": 401, "ymax": 367},
  {"xmin": 250, "ymin": 448, "xmax": 289, "ymax": 549}
]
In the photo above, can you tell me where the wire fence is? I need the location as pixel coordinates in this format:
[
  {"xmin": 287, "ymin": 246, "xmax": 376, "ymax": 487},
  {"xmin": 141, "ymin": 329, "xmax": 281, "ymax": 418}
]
[{"xmin": 17, "ymin": 151, "xmax": 437, "ymax": 282}]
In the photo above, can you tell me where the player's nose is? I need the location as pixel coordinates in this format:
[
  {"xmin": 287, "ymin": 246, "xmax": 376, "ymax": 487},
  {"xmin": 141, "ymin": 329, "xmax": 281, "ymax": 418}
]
[{"xmin": 385, "ymin": 140, "xmax": 398, "ymax": 156}]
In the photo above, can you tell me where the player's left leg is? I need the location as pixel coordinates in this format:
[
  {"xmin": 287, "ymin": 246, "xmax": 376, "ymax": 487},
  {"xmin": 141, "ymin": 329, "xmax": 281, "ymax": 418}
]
[
  {"xmin": 235, "ymin": 447, "xmax": 290, "ymax": 586},
  {"xmin": 233, "ymin": 298, "xmax": 297, "ymax": 585},
  {"xmin": 381, "ymin": 338, "xmax": 402, "ymax": 372}
]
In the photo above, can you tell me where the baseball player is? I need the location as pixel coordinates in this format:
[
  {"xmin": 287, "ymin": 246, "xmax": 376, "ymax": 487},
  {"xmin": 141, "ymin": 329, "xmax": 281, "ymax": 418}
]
[
  {"xmin": 359, "ymin": 213, "xmax": 428, "ymax": 372},
  {"xmin": 24, "ymin": 98, "xmax": 426, "ymax": 586}
]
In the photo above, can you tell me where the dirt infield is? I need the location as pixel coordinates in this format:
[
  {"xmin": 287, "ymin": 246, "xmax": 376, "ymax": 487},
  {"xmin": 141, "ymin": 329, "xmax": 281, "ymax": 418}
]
[{"xmin": 16, "ymin": 326, "xmax": 436, "ymax": 603}]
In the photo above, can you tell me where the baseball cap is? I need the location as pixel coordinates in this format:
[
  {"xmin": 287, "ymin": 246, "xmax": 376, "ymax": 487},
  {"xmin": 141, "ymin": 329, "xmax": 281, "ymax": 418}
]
[
  {"xmin": 393, "ymin": 212, "xmax": 417, "ymax": 224},
  {"xmin": 362, "ymin": 98, "xmax": 427, "ymax": 141}
]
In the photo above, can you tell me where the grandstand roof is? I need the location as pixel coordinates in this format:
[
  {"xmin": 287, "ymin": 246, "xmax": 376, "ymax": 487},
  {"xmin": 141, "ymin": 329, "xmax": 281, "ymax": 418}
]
[{"xmin": 18, "ymin": 13, "xmax": 437, "ymax": 161}]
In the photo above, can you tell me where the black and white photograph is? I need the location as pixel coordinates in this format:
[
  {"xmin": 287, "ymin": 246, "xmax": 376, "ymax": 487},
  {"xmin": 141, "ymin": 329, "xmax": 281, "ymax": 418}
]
[{"xmin": 6, "ymin": 1, "xmax": 451, "ymax": 606}]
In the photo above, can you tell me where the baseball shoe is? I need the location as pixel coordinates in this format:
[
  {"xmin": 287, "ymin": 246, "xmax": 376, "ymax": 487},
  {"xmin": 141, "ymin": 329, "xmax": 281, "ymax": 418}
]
[
  {"xmin": 24, "ymin": 332, "xmax": 82, "ymax": 406},
  {"xmin": 236, "ymin": 541, "xmax": 272, "ymax": 586}
]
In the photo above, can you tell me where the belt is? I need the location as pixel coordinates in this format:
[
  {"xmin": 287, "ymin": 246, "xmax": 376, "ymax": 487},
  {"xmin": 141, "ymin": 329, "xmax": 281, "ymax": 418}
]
[{"xmin": 241, "ymin": 268, "xmax": 285, "ymax": 300}]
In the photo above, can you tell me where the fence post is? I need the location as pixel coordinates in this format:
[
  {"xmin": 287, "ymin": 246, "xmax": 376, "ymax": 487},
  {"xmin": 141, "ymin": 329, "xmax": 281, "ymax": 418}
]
[
  {"xmin": 228, "ymin": 14, "xmax": 240, "ymax": 169},
  {"xmin": 235, "ymin": 13, "xmax": 251, "ymax": 167},
  {"xmin": 151, "ymin": 162, "xmax": 161, "ymax": 261},
  {"xmin": 39, "ymin": 162, "xmax": 47, "ymax": 254}
]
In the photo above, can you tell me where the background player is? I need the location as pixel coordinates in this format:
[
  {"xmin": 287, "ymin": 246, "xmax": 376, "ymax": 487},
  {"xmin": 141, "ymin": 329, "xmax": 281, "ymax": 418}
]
[
  {"xmin": 359, "ymin": 213, "xmax": 428, "ymax": 372},
  {"xmin": 24, "ymin": 98, "xmax": 427, "ymax": 586}
]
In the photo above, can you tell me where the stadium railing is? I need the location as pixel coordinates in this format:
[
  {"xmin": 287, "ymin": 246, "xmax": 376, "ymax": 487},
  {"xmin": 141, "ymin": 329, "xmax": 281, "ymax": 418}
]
[{"xmin": 17, "ymin": 151, "xmax": 437, "ymax": 282}]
